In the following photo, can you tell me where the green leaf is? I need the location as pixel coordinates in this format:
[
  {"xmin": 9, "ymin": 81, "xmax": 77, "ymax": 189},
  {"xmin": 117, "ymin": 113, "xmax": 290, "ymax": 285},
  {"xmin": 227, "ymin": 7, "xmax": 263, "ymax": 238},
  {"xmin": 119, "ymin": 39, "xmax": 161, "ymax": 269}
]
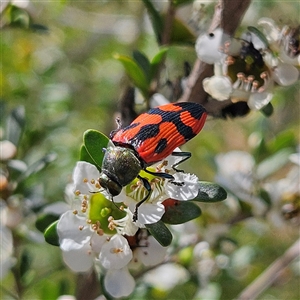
[
  {"xmin": 133, "ymin": 50, "xmax": 151, "ymax": 81},
  {"xmin": 36, "ymin": 213, "xmax": 59, "ymax": 233},
  {"xmin": 260, "ymin": 102, "xmax": 273, "ymax": 117},
  {"xmin": 256, "ymin": 148, "xmax": 294, "ymax": 179},
  {"xmin": 173, "ymin": 0, "xmax": 194, "ymax": 6},
  {"xmin": 146, "ymin": 220, "xmax": 172, "ymax": 247},
  {"xmin": 168, "ymin": 16, "xmax": 196, "ymax": 45},
  {"xmin": 6, "ymin": 105, "xmax": 25, "ymax": 146},
  {"xmin": 44, "ymin": 220, "xmax": 60, "ymax": 246},
  {"xmin": 142, "ymin": 0, "xmax": 163, "ymax": 43},
  {"xmin": 248, "ymin": 26, "xmax": 269, "ymax": 48},
  {"xmin": 10, "ymin": 5, "xmax": 31, "ymax": 29},
  {"xmin": 17, "ymin": 152, "xmax": 57, "ymax": 183},
  {"xmin": 259, "ymin": 189, "xmax": 272, "ymax": 207},
  {"xmin": 194, "ymin": 181, "xmax": 227, "ymax": 202},
  {"xmin": 150, "ymin": 47, "xmax": 168, "ymax": 79},
  {"xmin": 161, "ymin": 199, "xmax": 201, "ymax": 224},
  {"xmin": 268, "ymin": 130, "xmax": 297, "ymax": 154},
  {"xmin": 114, "ymin": 53, "xmax": 150, "ymax": 99},
  {"xmin": 20, "ymin": 249, "xmax": 33, "ymax": 280},
  {"xmin": 80, "ymin": 144, "xmax": 99, "ymax": 167},
  {"xmin": 83, "ymin": 130, "xmax": 109, "ymax": 169}
]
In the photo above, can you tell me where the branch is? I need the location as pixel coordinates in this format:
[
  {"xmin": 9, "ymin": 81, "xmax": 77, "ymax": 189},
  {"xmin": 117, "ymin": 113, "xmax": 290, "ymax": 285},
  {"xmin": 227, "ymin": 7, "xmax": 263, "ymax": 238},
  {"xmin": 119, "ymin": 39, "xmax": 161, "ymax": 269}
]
[
  {"xmin": 179, "ymin": 0, "xmax": 251, "ymax": 115},
  {"xmin": 236, "ymin": 238, "xmax": 300, "ymax": 300}
]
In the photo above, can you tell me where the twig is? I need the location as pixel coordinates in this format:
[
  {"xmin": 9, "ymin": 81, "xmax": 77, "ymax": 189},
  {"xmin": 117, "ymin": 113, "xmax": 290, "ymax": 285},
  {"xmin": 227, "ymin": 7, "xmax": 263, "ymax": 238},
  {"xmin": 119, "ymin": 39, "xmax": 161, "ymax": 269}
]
[
  {"xmin": 179, "ymin": 0, "xmax": 251, "ymax": 116},
  {"xmin": 236, "ymin": 238, "xmax": 300, "ymax": 300}
]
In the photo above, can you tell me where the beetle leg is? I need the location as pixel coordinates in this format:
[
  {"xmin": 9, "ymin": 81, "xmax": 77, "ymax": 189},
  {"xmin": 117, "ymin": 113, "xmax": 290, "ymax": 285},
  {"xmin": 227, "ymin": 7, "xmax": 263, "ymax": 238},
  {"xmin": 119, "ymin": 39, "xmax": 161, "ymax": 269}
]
[
  {"xmin": 133, "ymin": 175, "xmax": 152, "ymax": 222},
  {"xmin": 171, "ymin": 151, "xmax": 191, "ymax": 172},
  {"xmin": 144, "ymin": 168, "xmax": 174, "ymax": 180}
]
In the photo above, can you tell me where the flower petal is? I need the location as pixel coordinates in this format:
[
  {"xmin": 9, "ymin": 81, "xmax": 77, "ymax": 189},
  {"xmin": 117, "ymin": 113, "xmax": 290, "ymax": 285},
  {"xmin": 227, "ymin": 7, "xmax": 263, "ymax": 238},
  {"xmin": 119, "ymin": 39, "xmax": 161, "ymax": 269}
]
[
  {"xmin": 132, "ymin": 202, "xmax": 165, "ymax": 225},
  {"xmin": 248, "ymin": 92, "xmax": 273, "ymax": 110},
  {"xmin": 166, "ymin": 173, "xmax": 200, "ymax": 200},
  {"xmin": 73, "ymin": 161, "xmax": 100, "ymax": 195},
  {"xmin": 57, "ymin": 211, "xmax": 92, "ymax": 251},
  {"xmin": 196, "ymin": 28, "xmax": 229, "ymax": 64},
  {"xmin": 273, "ymin": 63, "xmax": 299, "ymax": 86},
  {"xmin": 99, "ymin": 235, "xmax": 132, "ymax": 269},
  {"xmin": 104, "ymin": 267, "xmax": 135, "ymax": 298},
  {"xmin": 62, "ymin": 242, "xmax": 94, "ymax": 272},
  {"xmin": 203, "ymin": 76, "xmax": 232, "ymax": 101},
  {"xmin": 135, "ymin": 236, "xmax": 167, "ymax": 266}
]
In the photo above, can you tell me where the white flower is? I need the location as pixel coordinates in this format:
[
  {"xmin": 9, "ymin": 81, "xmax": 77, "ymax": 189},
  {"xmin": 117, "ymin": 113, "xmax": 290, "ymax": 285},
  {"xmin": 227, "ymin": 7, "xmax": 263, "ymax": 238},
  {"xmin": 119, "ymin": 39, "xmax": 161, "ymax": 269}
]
[
  {"xmin": 195, "ymin": 28, "xmax": 230, "ymax": 64},
  {"xmin": 99, "ymin": 234, "xmax": 132, "ymax": 269},
  {"xmin": 203, "ymin": 56, "xmax": 274, "ymax": 110},
  {"xmin": 57, "ymin": 211, "xmax": 95, "ymax": 272},
  {"xmin": 258, "ymin": 18, "xmax": 300, "ymax": 67},
  {"xmin": 116, "ymin": 149, "xmax": 200, "ymax": 225},
  {"xmin": 104, "ymin": 267, "xmax": 135, "ymax": 298},
  {"xmin": 131, "ymin": 235, "xmax": 167, "ymax": 268},
  {"xmin": 144, "ymin": 263, "xmax": 189, "ymax": 291},
  {"xmin": 264, "ymin": 151, "xmax": 300, "ymax": 226},
  {"xmin": 215, "ymin": 151, "xmax": 266, "ymax": 215}
]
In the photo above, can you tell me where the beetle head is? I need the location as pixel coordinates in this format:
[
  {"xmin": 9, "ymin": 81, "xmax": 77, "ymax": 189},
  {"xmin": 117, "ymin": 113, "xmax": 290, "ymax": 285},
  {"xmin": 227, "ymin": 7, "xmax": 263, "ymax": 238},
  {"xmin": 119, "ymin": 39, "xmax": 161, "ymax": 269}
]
[{"xmin": 98, "ymin": 172, "xmax": 122, "ymax": 197}]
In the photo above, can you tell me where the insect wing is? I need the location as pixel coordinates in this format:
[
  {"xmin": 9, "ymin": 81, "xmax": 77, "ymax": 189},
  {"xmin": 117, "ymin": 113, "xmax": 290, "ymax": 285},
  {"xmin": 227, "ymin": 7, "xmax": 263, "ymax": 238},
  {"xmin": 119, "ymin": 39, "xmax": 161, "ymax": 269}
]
[{"xmin": 112, "ymin": 102, "xmax": 207, "ymax": 165}]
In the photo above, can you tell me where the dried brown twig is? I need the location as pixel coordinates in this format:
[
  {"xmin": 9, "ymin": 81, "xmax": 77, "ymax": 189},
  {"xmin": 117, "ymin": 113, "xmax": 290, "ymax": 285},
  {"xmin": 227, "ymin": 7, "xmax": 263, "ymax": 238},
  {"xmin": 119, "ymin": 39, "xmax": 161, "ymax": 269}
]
[{"xmin": 236, "ymin": 238, "xmax": 300, "ymax": 300}]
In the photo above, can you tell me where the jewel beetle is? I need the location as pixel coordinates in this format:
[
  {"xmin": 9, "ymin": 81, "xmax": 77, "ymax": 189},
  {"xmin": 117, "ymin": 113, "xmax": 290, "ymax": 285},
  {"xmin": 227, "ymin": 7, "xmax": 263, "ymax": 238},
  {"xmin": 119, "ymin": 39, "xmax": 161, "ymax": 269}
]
[{"xmin": 99, "ymin": 102, "xmax": 207, "ymax": 221}]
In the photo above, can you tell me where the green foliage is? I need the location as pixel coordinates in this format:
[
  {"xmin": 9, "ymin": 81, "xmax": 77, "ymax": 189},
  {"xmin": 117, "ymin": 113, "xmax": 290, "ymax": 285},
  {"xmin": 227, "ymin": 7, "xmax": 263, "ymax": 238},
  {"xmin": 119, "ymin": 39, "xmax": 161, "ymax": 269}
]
[
  {"xmin": 194, "ymin": 181, "xmax": 227, "ymax": 202},
  {"xmin": 146, "ymin": 220, "xmax": 173, "ymax": 247},
  {"xmin": 162, "ymin": 200, "xmax": 202, "ymax": 224},
  {"xmin": 44, "ymin": 220, "xmax": 60, "ymax": 246},
  {"xmin": 82, "ymin": 130, "xmax": 109, "ymax": 169},
  {"xmin": 256, "ymin": 147, "xmax": 294, "ymax": 179},
  {"xmin": 5, "ymin": 105, "xmax": 25, "ymax": 146},
  {"xmin": 142, "ymin": 0, "xmax": 164, "ymax": 43},
  {"xmin": 114, "ymin": 47, "xmax": 168, "ymax": 100}
]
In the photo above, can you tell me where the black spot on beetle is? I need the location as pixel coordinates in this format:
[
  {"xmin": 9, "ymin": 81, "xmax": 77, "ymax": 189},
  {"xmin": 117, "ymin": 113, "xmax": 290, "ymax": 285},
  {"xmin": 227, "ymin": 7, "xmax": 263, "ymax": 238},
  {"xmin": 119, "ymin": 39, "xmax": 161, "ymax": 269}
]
[{"xmin": 154, "ymin": 138, "xmax": 168, "ymax": 153}]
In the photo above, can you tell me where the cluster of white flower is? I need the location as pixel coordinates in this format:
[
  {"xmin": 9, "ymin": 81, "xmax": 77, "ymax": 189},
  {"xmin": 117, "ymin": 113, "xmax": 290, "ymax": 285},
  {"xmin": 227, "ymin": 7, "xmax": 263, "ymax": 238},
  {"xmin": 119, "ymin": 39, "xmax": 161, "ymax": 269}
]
[
  {"xmin": 195, "ymin": 19, "xmax": 299, "ymax": 111},
  {"xmin": 57, "ymin": 152, "xmax": 200, "ymax": 298},
  {"xmin": 214, "ymin": 149, "xmax": 300, "ymax": 224}
]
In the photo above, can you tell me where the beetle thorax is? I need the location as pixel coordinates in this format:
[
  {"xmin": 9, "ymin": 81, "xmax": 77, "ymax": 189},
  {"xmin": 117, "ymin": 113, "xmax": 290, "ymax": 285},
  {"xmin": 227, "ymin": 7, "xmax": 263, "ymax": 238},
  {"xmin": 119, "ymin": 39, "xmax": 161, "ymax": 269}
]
[{"xmin": 99, "ymin": 145, "xmax": 142, "ymax": 195}]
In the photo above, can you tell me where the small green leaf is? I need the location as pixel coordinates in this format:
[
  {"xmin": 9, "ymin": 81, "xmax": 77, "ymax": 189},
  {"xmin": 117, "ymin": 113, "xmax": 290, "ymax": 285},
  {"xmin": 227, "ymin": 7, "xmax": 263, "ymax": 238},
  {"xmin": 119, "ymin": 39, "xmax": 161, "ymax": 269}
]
[
  {"xmin": 44, "ymin": 220, "xmax": 60, "ymax": 246},
  {"xmin": 150, "ymin": 47, "xmax": 168, "ymax": 79},
  {"xmin": 259, "ymin": 189, "xmax": 272, "ymax": 207},
  {"xmin": 10, "ymin": 5, "xmax": 31, "ymax": 29},
  {"xmin": 260, "ymin": 102, "xmax": 273, "ymax": 117},
  {"xmin": 172, "ymin": 0, "xmax": 194, "ymax": 6},
  {"xmin": 6, "ymin": 105, "xmax": 25, "ymax": 147},
  {"xmin": 30, "ymin": 23, "xmax": 49, "ymax": 33},
  {"xmin": 268, "ymin": 130, "xmax": 296, "ymax": 154},
  {"xmin": 256, "ymin": 148, "xmax": 294, "ymax": 179},
  {"xmin": 168, "ymin": 16, "xmax": 196, "ymax": 45},
  {"xmin": 161, "ymin": 199, "xmax": 201, "ymax": 224},
  {"xmin": 114, "ymin": 53, "xmax": 149, "ymax": 99},
  {"xmin": 142, "ymin": 0, "xmax": 163, "ymax": 43},
  {"xmin": 146, "ymin": 220, "xmax": 172, "ymax": 247},
  {"xmin": 80, "ymin": 144, "xmax": 99, "ymax": 167},
  {"xmin": 36, "ymin": 213, "xmax": 59, "ymax": 233},
  {"xmin": 133, "ymin": 50, "xmax": 151, "ymax": 81},
  {"xmin": 248, "ymin": 26, "xmax": 269, "ymax": 48},
  {"xmin": 83, "ymin": 130, "xmax": 109, "ymax": 169},
  {"xmin": 17, "ymin": 152, "xmax": 57, "ymax": 183},
  {"xmin": 20, "ymin": 249, "xmax": 33, "ymax": 280},
  {"xmin": 194, "ymin": 181, "xmax": 227, "ymax": 202}
]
